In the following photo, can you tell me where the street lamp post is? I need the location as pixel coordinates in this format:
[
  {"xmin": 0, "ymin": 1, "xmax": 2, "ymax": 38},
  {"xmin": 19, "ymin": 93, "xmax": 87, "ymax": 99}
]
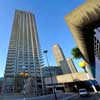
[{"xmin": 43, "ymin": 50, "xmax": 57, "ymax": 100}]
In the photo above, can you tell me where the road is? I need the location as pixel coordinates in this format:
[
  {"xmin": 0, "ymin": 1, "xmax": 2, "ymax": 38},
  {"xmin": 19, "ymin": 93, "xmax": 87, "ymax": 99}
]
[
  {"xmin": 70, "ymin": 93, "xmax": 100, "ymax": 100},
  {"xmin": 1, "ymin": 93, "xmax": 100, "ymax": 100},
  {"xmin": 0, "ymin": 93, "xmax": 76, "ymax": 100}
]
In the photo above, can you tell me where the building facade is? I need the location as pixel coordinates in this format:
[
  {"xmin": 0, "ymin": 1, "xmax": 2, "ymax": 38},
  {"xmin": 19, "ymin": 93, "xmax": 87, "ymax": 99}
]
[
  {"xmin": 66, "ymin": 58, "xmax": 77, "ymax": 73},
  {"xmin": 94, "ymin": 36, "xmax": 100, "ymax": 59},
  {"xmin": 3, "ymin": 10, "xmax": 43, "ymax": 94},
  {"xmin": 0, "ymin": 78, "xmax": 3, "ymax": 94},
  {"xmin": 94, "ymin": 28, "xmax": 100, "ymax": 59},
  {"xmin": 52, "ymin": 44, "xmax": 65, "ymax": 66},
  {"xmin": 24, "ymin": 66, "xmax": 63, "ymax": 95},
  {"xmin": 41, "ymin": 66, "xmax": 63, "ymax": 77},
  {"xmin": 52, "ymin": 44, "xmax": 71, "ymax": 74},
  {"xmin": 44, "ymin": 72, "xmax": 95, "ymax": 92},
  {"xmin": 94, "ymin": 28, "xmax": 100, "ymax": 83}
]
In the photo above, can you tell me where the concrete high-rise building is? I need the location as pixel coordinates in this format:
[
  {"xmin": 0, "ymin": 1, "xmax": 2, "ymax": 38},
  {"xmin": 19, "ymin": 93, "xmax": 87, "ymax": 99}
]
[
  {"xmin": 94, "ymin": 28, "xmax": 100, "ymax": 83},
  {"xmin": 94, "ymin": 36, "xmax": 100, "ymax": 59},
  {"xmin": 94, "ymin": 28, "xmax": 100, "ymax": 59},
  {"xmin": 3, "ymin": 10, "xmax": 42, "ymax": 94},
  {"xmin": 52, "ymin": 44, "xmax": 71, "ymax": 74},
  {"xmin": 52, "ymin": 44, "xmax": 65, "ymax": 66},
  {"xmin": 66, "ymin": 58, "xmax": 77, "ymax": 73},
  {"xmin": 65, "ymin": 0, "xmax": 100, "ymax": 78}
]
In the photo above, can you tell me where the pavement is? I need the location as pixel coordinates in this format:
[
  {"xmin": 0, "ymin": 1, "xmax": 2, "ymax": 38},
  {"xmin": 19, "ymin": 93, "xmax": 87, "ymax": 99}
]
[
  {"xmin": 1, "ymin": 92, "xmax": 100, "ymax": 100},
  {"xmin": 0, "ymin": 92, "xmax": 77, "ymax": 100},
  {"xmin": 68, "ymin": 93, "xmax": 100, "ymax": 100}
]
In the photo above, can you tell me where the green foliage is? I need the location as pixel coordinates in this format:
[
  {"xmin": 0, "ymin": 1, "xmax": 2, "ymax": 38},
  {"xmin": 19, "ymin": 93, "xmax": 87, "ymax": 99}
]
[{"xmin": 71, "ymin": 47, "xmax": 83, "ymax": 59}]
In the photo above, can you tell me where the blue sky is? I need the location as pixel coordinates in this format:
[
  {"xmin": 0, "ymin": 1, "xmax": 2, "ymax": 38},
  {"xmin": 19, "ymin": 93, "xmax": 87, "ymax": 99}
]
[{"xmin": 0, "ymin": 0, "xmax": 85, "ymax": 77}]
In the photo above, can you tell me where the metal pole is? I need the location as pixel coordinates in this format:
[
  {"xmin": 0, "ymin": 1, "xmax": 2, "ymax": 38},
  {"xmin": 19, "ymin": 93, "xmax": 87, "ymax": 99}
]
[
  {"xmin": 23, "ymin": 76, "xmax": 26, "ymax": 100},
  {"xmin": 22, "ymin": 66, "xmax": 26, "ymax": 100},
  {"xmin": 43, "ymin": 50, "xmax": 57, "ymax": 100}
]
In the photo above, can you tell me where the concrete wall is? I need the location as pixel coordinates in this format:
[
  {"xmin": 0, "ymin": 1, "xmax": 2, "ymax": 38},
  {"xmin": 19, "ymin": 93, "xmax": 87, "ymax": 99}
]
[{"xmin": 45, "ymin": 72, "xmax": 93, "ymax": 85}]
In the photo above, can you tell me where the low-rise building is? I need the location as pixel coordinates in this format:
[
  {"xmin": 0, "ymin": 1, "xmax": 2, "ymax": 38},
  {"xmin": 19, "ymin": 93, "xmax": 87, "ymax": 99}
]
[{"xmin": 44, "ymin": 72, "xmax": 95, "ymax": 92}]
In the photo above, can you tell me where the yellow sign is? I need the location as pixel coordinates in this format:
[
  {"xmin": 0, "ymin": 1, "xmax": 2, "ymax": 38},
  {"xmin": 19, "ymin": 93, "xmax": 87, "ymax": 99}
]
[
  {"xmin": 79, "ymin": 61, "xmax": 87, "ymax": 68},
  {"xmin": 19, "ymin": 72, "xmax": 29, "ymax": 77}
]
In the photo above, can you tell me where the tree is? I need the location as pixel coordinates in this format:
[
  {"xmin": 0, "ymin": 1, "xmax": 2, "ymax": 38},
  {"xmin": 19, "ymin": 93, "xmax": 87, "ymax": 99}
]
[
  {"xmin": 14, "ymin": 74, "xmax": 24, "ymax": 93},
  {"xmin": 71, "ymin": 47, "xmax": 83, "ymax": 59},
  {"xmin": 71, "ymin": 47, "xmax": 88, "ymax": 72}
]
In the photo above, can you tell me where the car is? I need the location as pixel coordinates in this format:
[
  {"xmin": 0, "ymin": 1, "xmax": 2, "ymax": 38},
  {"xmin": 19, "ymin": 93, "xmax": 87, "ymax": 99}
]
[{"xmin": 79, "ymin": 88, "xmax": 90, "ymax": 96}]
